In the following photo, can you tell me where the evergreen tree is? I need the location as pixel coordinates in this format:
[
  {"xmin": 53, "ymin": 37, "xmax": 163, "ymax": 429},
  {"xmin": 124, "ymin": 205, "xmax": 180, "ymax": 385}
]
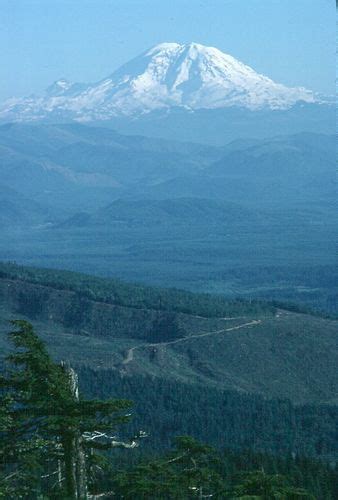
[
  {"xmin": 148, "ymin": 312, "xmax": 185, "ymax": 342},
  {"xmin": 113, "ymin": 436, "xmax": 225, "ymax": 498},
  {"xmin": 0, "ymin": 319, "xmax": 334, "ymax": 499},
  {"xmin": 112, "ymin": 438, "xmax": 319, "ymax": 499},
  {"xmin": 231, "ymin": 470, "xmax": 315, "ymax": 498},
  {"xmin": 0, "ymin": 320, "xmax": 140, "ymax": 498}
]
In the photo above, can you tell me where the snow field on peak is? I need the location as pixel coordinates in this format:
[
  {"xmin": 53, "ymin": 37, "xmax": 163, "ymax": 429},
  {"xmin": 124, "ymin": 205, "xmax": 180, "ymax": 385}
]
[{"xmin": 0, "ymin": 42, "xmax": 316, "ymax": 122}]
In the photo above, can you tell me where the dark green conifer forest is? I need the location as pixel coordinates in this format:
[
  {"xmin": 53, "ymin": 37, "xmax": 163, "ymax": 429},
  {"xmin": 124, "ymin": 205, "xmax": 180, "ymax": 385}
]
[{"xmin": 1, "ymin": 321, "xmax": 337, "ymax": 498}]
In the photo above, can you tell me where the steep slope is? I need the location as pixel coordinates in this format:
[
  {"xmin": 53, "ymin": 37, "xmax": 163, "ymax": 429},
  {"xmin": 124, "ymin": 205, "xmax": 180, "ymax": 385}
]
[{"xmin": 0, "ymin": 42, "xmax": 317, "ymax": 123}]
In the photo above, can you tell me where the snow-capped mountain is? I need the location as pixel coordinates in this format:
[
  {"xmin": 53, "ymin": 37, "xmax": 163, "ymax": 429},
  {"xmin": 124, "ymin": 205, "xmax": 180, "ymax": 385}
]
[{"xmin": 1, "ymin": 42, "xmax": 317, "ymax": 123}]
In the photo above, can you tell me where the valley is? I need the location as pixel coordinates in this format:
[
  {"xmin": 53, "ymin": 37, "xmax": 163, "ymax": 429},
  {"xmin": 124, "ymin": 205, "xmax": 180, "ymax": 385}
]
[{"xmin": 0, "ymin": 123, "xmax": 336, "ymax": 315}]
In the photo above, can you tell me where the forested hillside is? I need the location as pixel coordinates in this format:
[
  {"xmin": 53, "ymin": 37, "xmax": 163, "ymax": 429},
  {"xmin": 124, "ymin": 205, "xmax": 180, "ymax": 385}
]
[
  {"xmin": 78, "ymin": 367, "xmax": 338, "ymax": 460},
  {"xmin": 1, "ymin": 320, "xmax": 337, "ymax": 498},
  {"xmin": 1, "ymin": 262, "xmax": 337, "ymax": 404},
  {"xmin": 0, "ymin": 263, "xmax": 337, "ymax": 480},
  {"xmin": 0, "ymin": 261, "xmax": 274, "ymax": 318}
]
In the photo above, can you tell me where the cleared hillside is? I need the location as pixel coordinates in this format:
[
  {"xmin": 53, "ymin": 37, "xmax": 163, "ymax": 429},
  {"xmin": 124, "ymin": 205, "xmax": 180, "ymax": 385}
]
[{"xmin": 0, "ymin": 263, "xmax": 336, "ymax": 405}]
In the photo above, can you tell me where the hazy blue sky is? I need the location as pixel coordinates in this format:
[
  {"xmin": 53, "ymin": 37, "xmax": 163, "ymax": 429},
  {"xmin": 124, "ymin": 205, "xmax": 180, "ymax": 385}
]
[{"xmin": 1, "ymin": 0, "xmax": 335, "ymax": 101}]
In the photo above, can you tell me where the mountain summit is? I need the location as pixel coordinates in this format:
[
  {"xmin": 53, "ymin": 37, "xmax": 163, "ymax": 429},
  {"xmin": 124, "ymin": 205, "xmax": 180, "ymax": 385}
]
[{"xmin": 1, "ymin": 42, "xmax": 316, "ymax": 122}]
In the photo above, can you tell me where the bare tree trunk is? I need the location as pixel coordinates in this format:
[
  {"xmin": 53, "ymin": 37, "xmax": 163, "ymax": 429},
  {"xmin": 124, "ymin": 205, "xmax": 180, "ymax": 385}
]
[
  {"xmin": 62, "ymin": 363, "xmax": 88, "ymax": 499},
  {"xmin": 57, "ymin": 456, "xmax": 63, "ymax": 490},
  {"xmin": 75, "ymin": 434, "xmax": 88, "ymax": 499},
  {"xmin": 62, "ymin": 431, "xmax": 77, "ymax": 499}
]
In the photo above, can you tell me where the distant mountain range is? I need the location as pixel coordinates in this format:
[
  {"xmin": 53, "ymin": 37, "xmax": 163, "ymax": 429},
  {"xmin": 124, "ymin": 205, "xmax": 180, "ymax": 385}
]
[
  {"xmin": 0, "ymin": 122, "xmax": 335, "ymax": 313},
  {"xmin": 0, "ymin": 123, "xmax": 334, "ymax": 220}
]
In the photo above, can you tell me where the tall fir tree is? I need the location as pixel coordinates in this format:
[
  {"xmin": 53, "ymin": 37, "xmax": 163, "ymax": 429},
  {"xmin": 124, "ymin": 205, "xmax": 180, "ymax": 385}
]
[{"xmin": 0, "ymin": 320, "xmax": 139, "ymax": 498}]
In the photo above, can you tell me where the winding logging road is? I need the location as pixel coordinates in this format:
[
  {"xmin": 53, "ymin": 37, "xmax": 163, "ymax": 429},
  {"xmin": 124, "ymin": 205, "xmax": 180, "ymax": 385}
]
[{"xmin": 122, "ymin": 319, "xmax": 262, "ymax": 365}]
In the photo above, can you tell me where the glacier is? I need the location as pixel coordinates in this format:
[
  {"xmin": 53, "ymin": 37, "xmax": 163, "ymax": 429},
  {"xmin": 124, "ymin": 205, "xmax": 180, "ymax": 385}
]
[{"xmin": 0, "ymin": 42, "xmax": 317, "ymax": 123}]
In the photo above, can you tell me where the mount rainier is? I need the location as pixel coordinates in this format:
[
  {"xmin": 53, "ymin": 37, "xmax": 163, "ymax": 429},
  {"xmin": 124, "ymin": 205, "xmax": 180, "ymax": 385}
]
[{"xmin": 1, "ymin": 42, "xmax": 318, "ymax": 123}]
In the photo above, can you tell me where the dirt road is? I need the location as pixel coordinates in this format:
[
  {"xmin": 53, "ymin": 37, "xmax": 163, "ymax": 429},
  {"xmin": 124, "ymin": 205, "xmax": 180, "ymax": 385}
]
[{"xmin": 122, "ymin": 319, "xmax": 261, "ymax": 365}]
